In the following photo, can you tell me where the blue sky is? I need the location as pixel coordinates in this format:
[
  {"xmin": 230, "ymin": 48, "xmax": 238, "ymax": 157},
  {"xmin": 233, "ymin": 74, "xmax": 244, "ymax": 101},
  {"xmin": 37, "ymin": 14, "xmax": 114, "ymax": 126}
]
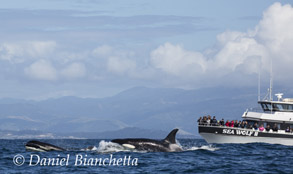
[{"xmin": 0, "ymin": 0, "xmax": 293, "ymax": 99}]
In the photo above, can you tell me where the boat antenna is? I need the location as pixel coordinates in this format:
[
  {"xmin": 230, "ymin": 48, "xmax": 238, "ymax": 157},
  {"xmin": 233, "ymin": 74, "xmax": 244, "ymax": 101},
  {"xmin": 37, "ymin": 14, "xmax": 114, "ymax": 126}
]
[
  {"xmin": 262, "ymin": 57, "xmax": 273, "ymax": 101},
  {"xmin": 269, "ymin": 57, "xmax": 273, "ymax": 101},
  {"xmin": 258, "ymin": 65, "xmax": 261, "ymax": 101}
]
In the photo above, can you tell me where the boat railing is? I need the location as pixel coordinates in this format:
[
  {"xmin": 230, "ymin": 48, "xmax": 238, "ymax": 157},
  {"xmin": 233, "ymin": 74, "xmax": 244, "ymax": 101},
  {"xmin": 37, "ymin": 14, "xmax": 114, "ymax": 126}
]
[
  {"xmin": 199, "ymin": 123, "xmax": 251, "ymax": 128},
  {"xmin": 199, "ymin": 123, "xmax": 221, "ymax": 126}
]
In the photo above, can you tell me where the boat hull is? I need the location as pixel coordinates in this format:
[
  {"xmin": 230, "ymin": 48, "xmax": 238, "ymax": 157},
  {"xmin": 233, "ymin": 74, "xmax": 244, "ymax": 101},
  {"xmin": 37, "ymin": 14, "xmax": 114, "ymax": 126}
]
[{"xmin": 199, "ymin": 125, "xmax": 293, "ymax": 146}]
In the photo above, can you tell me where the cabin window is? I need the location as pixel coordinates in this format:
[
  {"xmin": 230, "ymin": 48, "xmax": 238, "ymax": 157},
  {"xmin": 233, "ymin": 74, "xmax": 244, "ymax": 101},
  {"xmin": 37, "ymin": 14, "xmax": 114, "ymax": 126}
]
[
  {"xmin": 283, "ymin": 104, "xmax": 289, "ymax": 110},
  {"xmin": 272, "ymin": 104, "xmax": 282, "ymax": 111},
  {"xmin": 273, "ymin": 104, "xmax": 293, "ymax": 112},
  {"xmin": 261, "ymin": 102, "xmax": 293, "ymax": 112},
  {"xmin": 267, "ymin": 103, "xmax": 272, "ymax": 111},
  {"xmin": 261, "ymin": 104, "xmax": 267, "ymax": 111},
  {"xmin": 277, "ymin": 123, "xmax": 281, "ymax": 129},
  {"xmin": 288, "ymin": 105, "xmax": 293, "ymax": 111},
  {"xmin": 281, "ymin": 123, "xmax": 290, "ymax": 130}
]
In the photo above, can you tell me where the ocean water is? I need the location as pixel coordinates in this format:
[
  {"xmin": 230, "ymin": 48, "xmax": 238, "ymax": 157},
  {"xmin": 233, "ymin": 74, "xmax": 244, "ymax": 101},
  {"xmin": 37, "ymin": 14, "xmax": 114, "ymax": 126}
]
[{"xmin": 1, "ymin": 139, "xmax": 293, "ymax": 174}]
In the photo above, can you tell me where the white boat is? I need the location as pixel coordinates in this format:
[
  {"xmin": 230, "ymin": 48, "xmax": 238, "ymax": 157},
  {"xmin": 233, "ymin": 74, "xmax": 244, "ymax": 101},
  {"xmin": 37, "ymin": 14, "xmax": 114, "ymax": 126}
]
[{"xmin": 198, "ymin": 93, "xmax": 293, "ymax": 146}]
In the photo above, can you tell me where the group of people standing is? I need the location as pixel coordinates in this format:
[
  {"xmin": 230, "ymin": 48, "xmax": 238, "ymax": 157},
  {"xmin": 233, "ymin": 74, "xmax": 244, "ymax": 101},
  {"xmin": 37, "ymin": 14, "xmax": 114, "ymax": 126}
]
[
  {"xmin": 197, "ymin": 116, "xmax": 286, "ymax": 133},
  {"xmin": 197, "ymin": 116, "xmax": 249, "ymax": 128},
  {"xmin": 197, "ymin": 115, "xmax": 218, "ymax": 126}
]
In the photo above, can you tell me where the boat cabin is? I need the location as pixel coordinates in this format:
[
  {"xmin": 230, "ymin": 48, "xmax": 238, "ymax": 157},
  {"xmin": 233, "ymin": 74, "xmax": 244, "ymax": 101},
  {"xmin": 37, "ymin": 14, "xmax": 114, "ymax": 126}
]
[{"xmin": 243, "ymin": 95, "xmax": 293, "ymax": 131}]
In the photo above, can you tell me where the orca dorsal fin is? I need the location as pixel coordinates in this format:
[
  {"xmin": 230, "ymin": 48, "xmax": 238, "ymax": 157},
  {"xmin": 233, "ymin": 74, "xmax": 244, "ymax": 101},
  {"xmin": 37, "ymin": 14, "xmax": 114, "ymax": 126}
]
[{"xmin": 164, "ymin": 129, "xmax": 179, "ymax": 144}]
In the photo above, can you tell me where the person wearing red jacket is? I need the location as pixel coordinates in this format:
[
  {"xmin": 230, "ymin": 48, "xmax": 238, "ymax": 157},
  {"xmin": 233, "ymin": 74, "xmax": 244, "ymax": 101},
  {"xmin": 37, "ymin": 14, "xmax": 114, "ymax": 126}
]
[
  {"xmin": 230, "ymin": 120, "xmax": 234, "ymax": 127},
  {"xmin": 225, "ymin": 120, "xmax": 230, "ymax": 127}
]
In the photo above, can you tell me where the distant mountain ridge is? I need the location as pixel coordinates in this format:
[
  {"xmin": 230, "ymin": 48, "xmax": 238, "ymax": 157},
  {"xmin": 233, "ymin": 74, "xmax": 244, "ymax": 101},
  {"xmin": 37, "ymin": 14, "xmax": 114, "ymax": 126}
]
[
  {"xmin": 0, "ymin": 86, "xmax": 281, "ymax": 138},
  {"xmin": 0, "ymin": 127, "xmax": 198, "ymax": 139}
]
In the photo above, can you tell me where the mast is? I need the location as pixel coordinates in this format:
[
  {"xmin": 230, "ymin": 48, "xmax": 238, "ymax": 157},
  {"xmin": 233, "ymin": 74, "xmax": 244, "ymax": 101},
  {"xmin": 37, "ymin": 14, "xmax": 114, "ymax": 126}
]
[
  {"xmin": 258, "ymin": 64, "xmax": 261, "ymax": 101},
  {"xmin": 269, "ymin": 57, "xmax": 273, "ymax": 101}
]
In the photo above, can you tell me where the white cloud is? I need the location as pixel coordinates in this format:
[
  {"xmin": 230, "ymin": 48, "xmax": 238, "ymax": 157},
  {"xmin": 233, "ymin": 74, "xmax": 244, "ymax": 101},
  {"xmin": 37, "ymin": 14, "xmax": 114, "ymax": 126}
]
[
  {"xmin": 216, "ymin": 31, "xmax": 248, "ymax": 45},
  {"xmin": 0, "ymin": 41, "xmax": 56, "ymax": 63},
  {"xmin": 2, "ymin": 2, "xmax": 293, "ymax": 91},
  {"xmin": 92, "ymin": 45, "xmax": 113, "ymax": 57},
  {"xmin": 24, "ymin": 59, "xmax": 57, "ymax": 81},
  {"xmin": 107, "ymin": 57, "xmax": 136, "ymax": 75},
  {"xmin": 148, "ymin": 2, "xmax": 293, "ymax": 87},
  {"xmin": 61, "ymin": 62, "xmax": 86, "ymax": 79},
  {"xmin": 256, "ymin": 2, "xmax": 293, "ymax": 81},
  {"xmin": 149, "ymin": 31, "xmax": 267, "ymax": 82},
  {"xmin": 257, "ymin": 3, "xmax": 293, "ymax": 51},
  {"xmin": 150, "ymin": 43, "xmax": 206, "ymax": 78},
  {"xmin": 212, "ymin": 33, "xmax": 267, "ymax": 73}
]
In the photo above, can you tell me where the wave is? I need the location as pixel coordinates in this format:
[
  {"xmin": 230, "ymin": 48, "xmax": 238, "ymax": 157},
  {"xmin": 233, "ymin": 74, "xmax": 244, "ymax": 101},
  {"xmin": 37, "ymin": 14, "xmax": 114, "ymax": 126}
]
[
  {"xmin": 185, "ymin": 145, "xmax": 219, "ymax": 151},
  {"xmin": 95, "ymin": 140, "xmax": 128, "ymax": 153}
]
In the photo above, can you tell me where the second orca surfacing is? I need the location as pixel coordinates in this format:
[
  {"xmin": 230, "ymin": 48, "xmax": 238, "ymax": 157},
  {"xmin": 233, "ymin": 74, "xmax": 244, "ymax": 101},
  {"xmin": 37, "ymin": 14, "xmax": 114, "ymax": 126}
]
[
  {"xmin": 111, "ymin": 129, "xmax": 182, "ymax": 152},
  {"xmin": 25, "ymin": 140, "xmax": 65, "ymax": 152}
]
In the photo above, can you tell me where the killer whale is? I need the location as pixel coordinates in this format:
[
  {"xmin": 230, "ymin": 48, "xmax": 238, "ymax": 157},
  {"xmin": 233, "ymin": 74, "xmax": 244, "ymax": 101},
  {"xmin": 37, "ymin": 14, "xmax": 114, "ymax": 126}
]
[
  {"xmin": 25, "ymin": 140, "xmax": 65, "ymax": 152},
  {"xmin": 111, "ymin": 128, "xmax": 182, "ymax": 152},
  {"xmin": 24, "ymin": 129, "xmax": 182, "ymax": 152},
  {"xmin": 25, "ymin": 140, "xmax": 95, "ymax": 152}
]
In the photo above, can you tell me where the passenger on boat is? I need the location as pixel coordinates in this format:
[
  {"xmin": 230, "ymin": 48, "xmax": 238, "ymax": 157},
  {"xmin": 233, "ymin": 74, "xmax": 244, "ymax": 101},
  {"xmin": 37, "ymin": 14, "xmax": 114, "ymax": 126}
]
[
  {"xmin": 225, "ymin": 120, "xmax": 230, "ymax": 127},
  {"xmin": 229, "ymin": 120, "xmax": 234, "ymax": 127},
  {"xmin": 272, "ymin": 124, "xmax": 278, "ymax": 132},
  {"xmin": 253, "ymin": 123, "xmax": 258, "ymax": 130},
  {"xmin": 211, "ymin": 116, "xmax": 217, "ymax": 126},
  {"xmin": 247, "ymin": 123, "xmax": 253, "ymax": 129},
  {"xmin": 220, "ymin": 119, "xmax": 224, "ymax": 126},
  {"xmin": 240, "ymin": 121, "xmax": 246, "ymax": 128},
  {"xmin": 259, "ymin": 124, "xmax": 264, "ymax": 132},
  {"xmin": 238, "ymin": 121, "xmax": 242, "ymax": 127},
  {"xmin": 238, "ymin": 120, "xmax": 242, "ymax": 127},
  {"xmin": 234, "ymin": 120, "xmax": 238, "ymax": 128},
  {"xmin": 207, "ymin": 115, "xmax": 211, "ymax": 125},
  {"xmin": 197, "ymin": 117, "xmax": 203, "ymax": 125},
  {"xmin": 207, "ymin": 118, "xmax": 211, "ymax": 125},
  {"xmin": 285, "ymin": 127, "xmax": 290, "ymax": 133},
  {"xmin": 265, "ymin": 125, "xmax": 271, "ymax": 132},
  {"xmin": 203, "ymin": 116, "xmax": 207, "ymax": 125}
]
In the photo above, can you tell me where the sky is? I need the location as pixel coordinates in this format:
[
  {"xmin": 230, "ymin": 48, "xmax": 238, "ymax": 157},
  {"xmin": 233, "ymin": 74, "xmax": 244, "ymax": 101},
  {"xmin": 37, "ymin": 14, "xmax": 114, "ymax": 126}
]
[{"xmin": 0, "ymin": 0, "xmax": 293, "ymax": 99}]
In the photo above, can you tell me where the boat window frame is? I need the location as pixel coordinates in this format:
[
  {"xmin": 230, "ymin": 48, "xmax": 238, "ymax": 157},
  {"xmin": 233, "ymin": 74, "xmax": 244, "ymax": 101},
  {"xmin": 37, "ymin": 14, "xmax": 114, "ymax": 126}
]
[{"xmin": 259, "ymin": 101, "xmax": 293, "ymax": 112}]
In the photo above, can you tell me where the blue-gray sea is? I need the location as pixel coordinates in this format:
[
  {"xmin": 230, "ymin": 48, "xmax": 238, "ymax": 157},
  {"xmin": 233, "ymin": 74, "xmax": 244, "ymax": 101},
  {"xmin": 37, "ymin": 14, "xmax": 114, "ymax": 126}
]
[{"xmin": 1, "ymin": 139, "xmax": 293, "ymax": 174}]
